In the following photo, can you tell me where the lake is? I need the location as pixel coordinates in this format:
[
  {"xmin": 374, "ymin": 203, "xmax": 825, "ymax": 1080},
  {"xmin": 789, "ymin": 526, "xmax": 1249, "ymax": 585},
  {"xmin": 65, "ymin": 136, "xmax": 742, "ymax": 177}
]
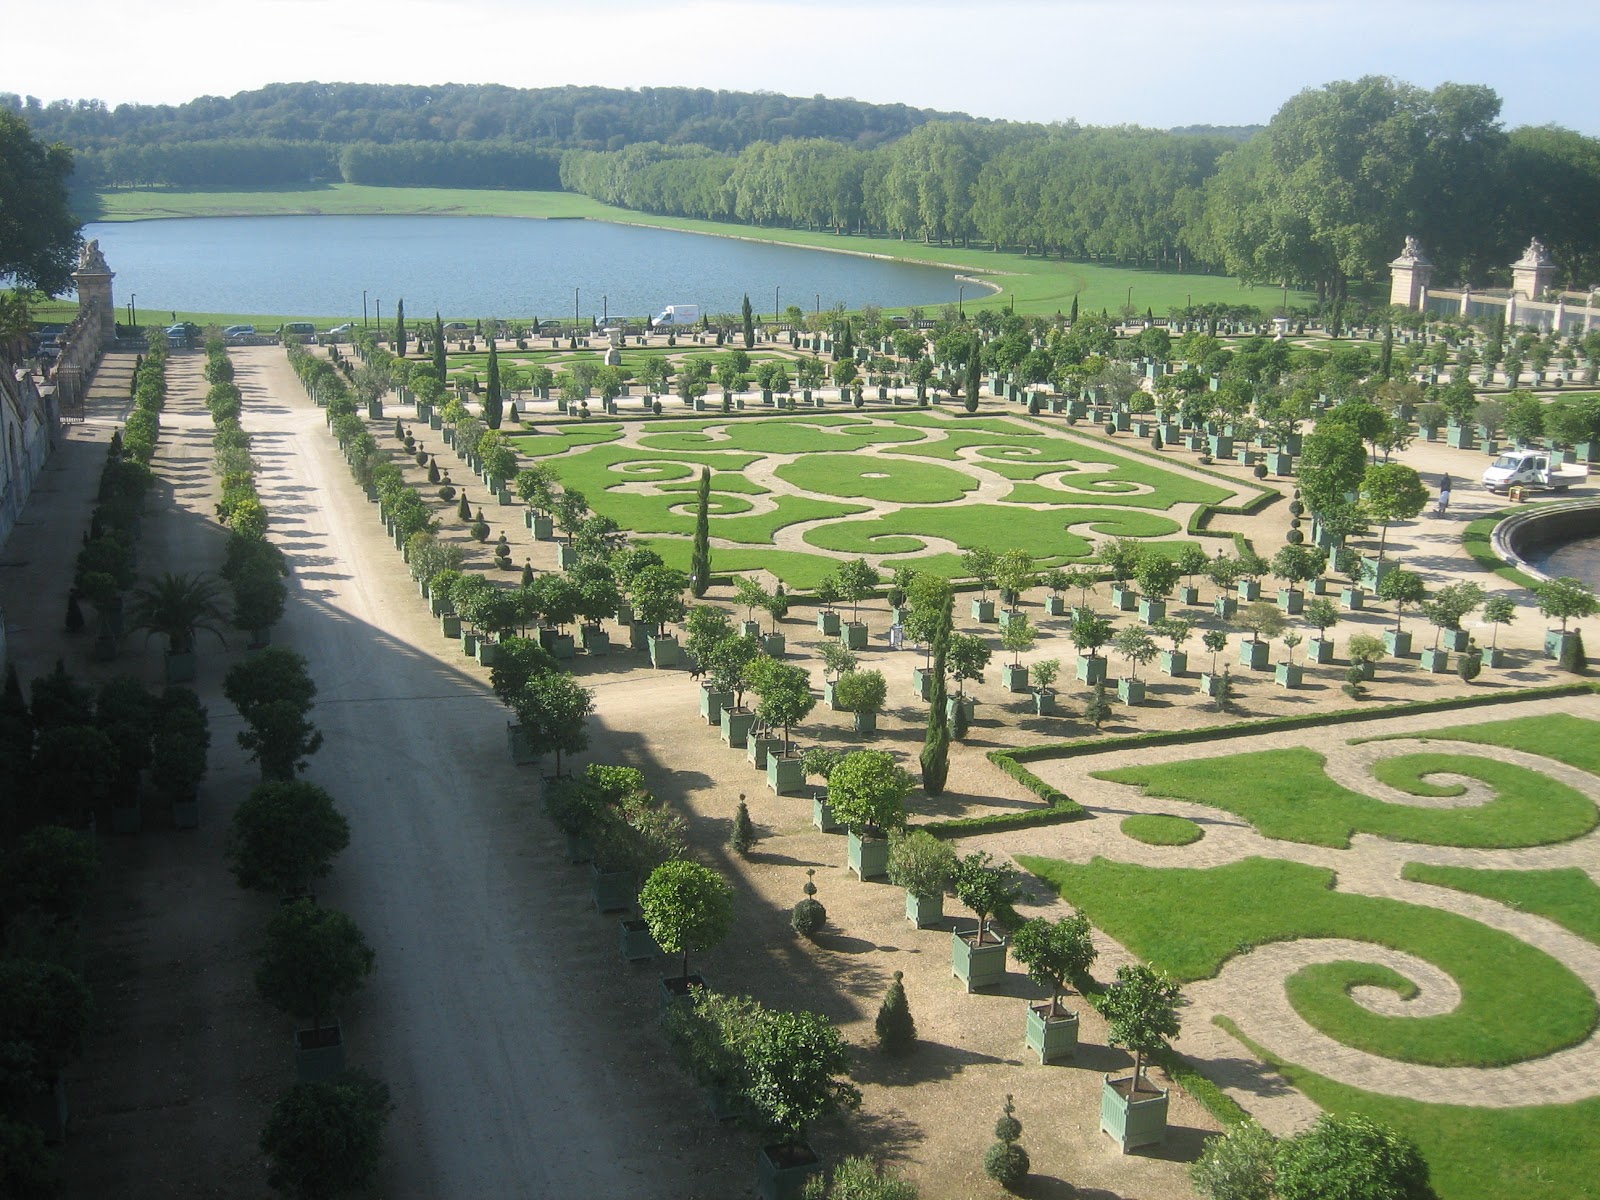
[{"xmin": 83, "ymin": 215, "xmax": 969, "ymax": 321}]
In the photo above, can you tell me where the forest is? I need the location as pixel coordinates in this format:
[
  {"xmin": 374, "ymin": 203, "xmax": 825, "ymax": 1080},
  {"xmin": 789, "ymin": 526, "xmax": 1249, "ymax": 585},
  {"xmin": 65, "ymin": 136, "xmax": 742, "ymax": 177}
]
[{"xmin": 9, "ymin": 77, "xmax": 1600, "ymax": 302}]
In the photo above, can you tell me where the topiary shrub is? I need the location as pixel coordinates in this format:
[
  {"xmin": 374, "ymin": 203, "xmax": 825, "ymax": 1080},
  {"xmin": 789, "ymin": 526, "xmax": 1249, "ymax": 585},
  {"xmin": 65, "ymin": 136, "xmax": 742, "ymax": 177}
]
[
  {"xmin": 874, "ymin": 970, "xmax": 916, "ymax": 1055},
  {"xmin": 983, "ymin": 1095, "xmax": 1029, "ymax": 1191},
  {"xmin": 729, "ymin": 794, "xmax": 755, "ymax": 858},
  {"xmin": 1253, "ymin": 462, "xmax": 1269, "ymax": 478},
  {"xmin": 792, "ymin": 897, "xmax": 826, "ymax": 938},
  {"xmin": 1559, "ymin": 629, "xmax": 1588, "ymax": 674}
]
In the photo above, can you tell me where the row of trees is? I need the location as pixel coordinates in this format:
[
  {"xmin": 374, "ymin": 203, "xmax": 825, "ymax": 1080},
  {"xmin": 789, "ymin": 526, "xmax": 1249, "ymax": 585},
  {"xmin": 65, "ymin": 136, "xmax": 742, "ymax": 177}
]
[{"xmin": 562, "ymin": 78, "xmax": 1600, "ymax": 293}]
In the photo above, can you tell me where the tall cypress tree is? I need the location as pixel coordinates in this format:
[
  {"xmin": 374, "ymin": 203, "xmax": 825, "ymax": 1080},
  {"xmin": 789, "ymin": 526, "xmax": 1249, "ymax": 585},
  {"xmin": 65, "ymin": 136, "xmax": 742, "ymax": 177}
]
[
  {"xmin": 394, "ymin": 298, "xmax": 407, "ymax": 357},
  {"xmin": 690, "ymin": 467, "xmax": 712, "ymax": 597},
  {"xmin": 432, "ymin": 313, "xmax": 447, "ymax": 384},
  {"xmin": 964, "ymin": 332, "xmax": 982, "ymax": 413},
  {"xmin": 741, "ymin": 294, "xmax": 755, "ymax": 350},
  {"xmin": 1379, "ymin": 321, "xmax": 1394, "ymax": 380},
  {"xmin": 484, "ymin": 340, "xmax": 503, "ymax": 428},
  {"xmin": 1069, "ymin": 295, "xmax": 1079, "ymax": 325},
  {"xmin": 920, "ymin": 593, "xmax": 953, "ymax": 795}
]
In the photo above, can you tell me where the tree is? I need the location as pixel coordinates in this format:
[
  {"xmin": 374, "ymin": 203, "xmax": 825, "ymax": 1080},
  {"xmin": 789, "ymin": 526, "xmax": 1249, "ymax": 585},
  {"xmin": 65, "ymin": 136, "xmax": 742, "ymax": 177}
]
[
  {"xmin": 1100, "ymin": 963, "xmax": 1182, "ymax": 1097},
  {"xmin": 259, "ymin": 1071, "xmax": 392, "ymax": 1200},
  {"xmin": 1011, "ymin": 911, "xmax": 1096, "ymax": 1017},
  {"xmin": 964, "ymin": 332, "xmax": 982, "ymax": 412},
  {"xmin": 994, "ymin": 549, "xmax": 1037, "ymax": 611},
  {"xmin": 254, "ymin": 900, "xmax": 375, "ymax": 1035},
  {"xmin": 639, "ymin": 859, "xmax": 734, "ymax": 982},
  {"xmin": 920, "ymin": 590, "xmax": 953, "ymax": 795},
  {"xmin": 1069, "ymin": 611, "xmax": 1114, "ymax": 659},
  {"xmin": 631, "ymin": 565, "xmax": 689, "ymax": 636},
  {"xmin": 952, "ymin": 851, "xmax": 1021, "ymax": 945},
  {"xmin": 946, "ymin": 632, "xmax": 990, "ymax": 697},
  {"xmin": 1298, "ymin": 424, "xmax": 1367, "ymax": 522},
  {"xmin": 0, "ymin": 110, "xmax": 81, "ymax": 295},
  {"xmin": 741, "ymin": 1007, "xmax": 861, "ymax": 1151},
  {"xmin": 393, "ymin": 297, "xmax": 406, "ymax": 357},
  {"xmin": 432, "ymin": 312, "xmax": 447, "ymax": 382},
  {"xmin": 130, "ymin": 571, "xmax": 228, "ymax": 655},
  {"xmin": 690, "ymin": 467, "xmax": 712, "ymax": 597},
  {"xmin": 750, "ymin": 657, "xmax": 816, "ymax": 751},
  {"xmin": 1481, "ymin": 594, "xmax": 1516, "ymax": 651},
  {"xmin": 741, "ymin": 293, "xmax": 755, "ymax": 349},
  {"xmin": 1000, "ymin": 612, "xmax": 1035, "ymax": 667},
  {"xmin": 1274, "ymin": 1114, "xmax": 1437, "ymax": 1200},
  {"xmin": 511, "ymin": 672, "xmax": 594, "ymax": 776},
  {"xmin": 1361, "ymin": 463, "xmax": 1428, "ymax": 560},
  {"xmin": 1190, "ymin": 1121, "xmax": 1277, "ymax": 1200},
  {"xmin": 983, "ymin": 1095, "xmax": 1029, "ymax": 1193},
  {"xmin": 1113, "ymin": 625, "xmax": 1157, "ymax": 679},
  {"xmin": 0, "ymin": 957, "xmax": 93, "ymax": 1104},
  {"xmin": 1534, "ymin": 576, "xmax": 1598, "ymax": 632},
  {"xmin": 836, "ymin": 558, "xmax": 881, "ymax": 624},
  {"xmin": 1272, "ymin": 544, "xmax": 1323, "ymax": 597},
  {"xmin": 827, "ymin": 750, "xmax": 914, "ymax": 834},
  {"xmin": 1377, "ymin": 568, "xmax": 1427, "ymax": 636},
  {"xmin": 225, "ymin": 781, "xmax": 350, "ymax": 896},
  {"xmin": 1240, "ymin": 600, "xmax": 1287, "ymax": 645},
  {"xmin": 484, "ymin": 339, "xmax": 503, "ymax": 428}
]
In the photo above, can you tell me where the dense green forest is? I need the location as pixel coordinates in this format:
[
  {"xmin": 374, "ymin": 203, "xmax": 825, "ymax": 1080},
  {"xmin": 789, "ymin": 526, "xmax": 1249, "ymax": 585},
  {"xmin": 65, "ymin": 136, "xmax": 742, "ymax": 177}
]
[{"xmin": 10, "ymin": 77, "xmax": 1600, "ymax": 302}]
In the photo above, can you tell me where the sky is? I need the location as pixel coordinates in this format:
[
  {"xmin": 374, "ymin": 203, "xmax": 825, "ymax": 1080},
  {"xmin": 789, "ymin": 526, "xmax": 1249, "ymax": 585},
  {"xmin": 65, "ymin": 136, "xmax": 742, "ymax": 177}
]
[{"xmin": 9, "ymin": 0, "xmax": 1599, "ymax": 136}]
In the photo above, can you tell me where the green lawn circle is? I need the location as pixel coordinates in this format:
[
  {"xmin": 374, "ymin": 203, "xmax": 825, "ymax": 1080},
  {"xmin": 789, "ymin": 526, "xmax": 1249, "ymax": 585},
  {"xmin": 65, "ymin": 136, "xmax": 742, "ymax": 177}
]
[
  {"xmin": 774, "ymin": 454, "xmax": 977, "ymax": 504},
  {"xmin": 1121, "ymin": 814, "xmax": 1205, "ymax": 846}
]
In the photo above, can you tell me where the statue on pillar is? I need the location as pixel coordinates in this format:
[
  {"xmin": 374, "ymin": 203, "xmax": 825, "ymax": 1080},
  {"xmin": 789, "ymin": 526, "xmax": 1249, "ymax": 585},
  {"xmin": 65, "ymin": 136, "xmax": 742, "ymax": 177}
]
[
  {"xmin": 77, "ymin": 239, "xmax": 110, "ymax": 273},
  {"xmin": 1388, "ymin": 236, "xmax": 1432, "ymax": 310}
]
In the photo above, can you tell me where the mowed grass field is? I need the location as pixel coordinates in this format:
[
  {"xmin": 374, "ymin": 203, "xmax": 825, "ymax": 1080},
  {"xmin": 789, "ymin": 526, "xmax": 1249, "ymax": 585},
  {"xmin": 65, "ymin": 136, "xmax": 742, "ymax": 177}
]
[{"xmin": 78, "ymin": 182, "xmax": 1309, "ymax": 318}]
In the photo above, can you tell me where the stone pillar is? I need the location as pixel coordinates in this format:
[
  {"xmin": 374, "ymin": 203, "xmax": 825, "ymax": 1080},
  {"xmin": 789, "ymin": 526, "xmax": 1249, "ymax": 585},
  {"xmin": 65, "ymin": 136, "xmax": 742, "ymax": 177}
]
[
  {"xmin": 1459, "ymin": 288, "xmax": 1472, "ymax": 318},
  {"xmin": 1388, "ymin": 236, "xmax": 1432, "ymax": 310},
  {"xmin": 70, "ymin": 239, "xmax": 116, "ymax": 349},
  {"xmin": 1511, "ymin": 237, "xmax": 1555, "ymax": 300}
]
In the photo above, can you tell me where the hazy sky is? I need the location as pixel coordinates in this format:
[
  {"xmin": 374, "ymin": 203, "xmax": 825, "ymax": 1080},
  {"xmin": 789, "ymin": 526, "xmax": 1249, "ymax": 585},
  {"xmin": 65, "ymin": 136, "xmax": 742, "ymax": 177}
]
[{"xmin": 11, "ymin": 0, "xmax": 1598, "ymax": 135}]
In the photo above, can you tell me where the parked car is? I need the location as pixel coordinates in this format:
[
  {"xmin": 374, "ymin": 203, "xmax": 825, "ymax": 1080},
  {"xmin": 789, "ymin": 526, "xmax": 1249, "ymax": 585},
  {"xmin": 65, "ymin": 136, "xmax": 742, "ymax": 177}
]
[
  {"xmin": 325, "ymin": 323, "xmax": 357, "ymax": 336},
  {"xmin": 223, "ymin": 324, "xmax": 256, "ymax": 337},
  {"xmin": 442, "ymin": 321, "xmax": 472, "ymax": 334}
]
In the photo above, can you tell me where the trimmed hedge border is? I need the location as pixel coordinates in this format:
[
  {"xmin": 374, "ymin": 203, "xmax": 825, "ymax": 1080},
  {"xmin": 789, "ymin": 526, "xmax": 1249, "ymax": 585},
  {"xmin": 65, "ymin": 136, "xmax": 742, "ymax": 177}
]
[{"xmin": 917, "ymin": 681, "xmax": 1598, "ymax": 839}]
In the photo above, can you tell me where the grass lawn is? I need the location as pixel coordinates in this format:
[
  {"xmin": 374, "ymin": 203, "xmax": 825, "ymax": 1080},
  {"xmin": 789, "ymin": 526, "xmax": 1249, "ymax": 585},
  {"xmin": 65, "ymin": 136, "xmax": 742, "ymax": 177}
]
[
  {"xmin": 1119, "ymin": 814, "xmax": 1205, "ymax": 845},
  {"xmin": 1017, "ymin": 856, "xmax": 1596, "ymax": 1068},
  {"xmin": 83, "ymin": 183, "xmax": 1313, "ymax": 318},
  {"xmin": 1402, "ymin": 864, "xmax": 1600, "ymax": 946},
  {"xmin": 1363, "ymin": 713, "xmax": 1600, "ymax": 774},
  {"xmin": 1093, "ymin": 747, "xmax": 1596, "ymax": 849},
  {"xmin": 774, "ymin": 455, "xmax": 978, "ymax": 503},
  {"xmin": 802, "ymin": 502, "xmax": 1187, "ymax": 562},
  {"xmin": 1218, "ymin": 1018, "xmax": 1600, "ymax": 1200}
]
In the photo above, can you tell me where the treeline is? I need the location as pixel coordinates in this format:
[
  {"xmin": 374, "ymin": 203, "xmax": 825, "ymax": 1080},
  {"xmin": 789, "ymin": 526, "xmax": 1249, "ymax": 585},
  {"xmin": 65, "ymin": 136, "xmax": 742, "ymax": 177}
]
[
  {"xmin": 4, "ymin": 81, "xmax": 959, "ymax": 155},
  {"xmin": 563, "ymin": 79, "xmax": 1600, "ymax": 297}
]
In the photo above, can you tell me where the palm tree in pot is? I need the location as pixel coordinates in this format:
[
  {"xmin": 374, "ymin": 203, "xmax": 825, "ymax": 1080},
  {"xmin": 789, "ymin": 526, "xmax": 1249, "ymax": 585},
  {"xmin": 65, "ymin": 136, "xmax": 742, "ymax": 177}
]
[{"xmin": 131, "ymin": 571, "xmax": 227, "ymax": 679}]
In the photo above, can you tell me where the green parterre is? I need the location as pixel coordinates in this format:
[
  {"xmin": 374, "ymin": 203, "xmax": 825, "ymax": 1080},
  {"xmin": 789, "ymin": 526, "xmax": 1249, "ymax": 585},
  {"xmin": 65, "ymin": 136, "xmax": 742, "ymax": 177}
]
[
  {"xmin": 1020, "ymin": 710, "xmax": 1600, "ymax": 1200},
  {"xmin": 510, "ymin": 411, "xmax": 1239, "ymax": 587}
]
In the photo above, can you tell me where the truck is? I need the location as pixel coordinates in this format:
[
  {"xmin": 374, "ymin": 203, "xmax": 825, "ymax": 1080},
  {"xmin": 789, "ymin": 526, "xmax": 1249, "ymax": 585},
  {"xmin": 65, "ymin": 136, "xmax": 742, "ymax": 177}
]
[
  {"xmin": 651, "ymin": 304, "xmax": 700, "ymax": 330},
  {"xmin": 1481, "ymin": 448, "xmax": 1588, "ymax": 494}
]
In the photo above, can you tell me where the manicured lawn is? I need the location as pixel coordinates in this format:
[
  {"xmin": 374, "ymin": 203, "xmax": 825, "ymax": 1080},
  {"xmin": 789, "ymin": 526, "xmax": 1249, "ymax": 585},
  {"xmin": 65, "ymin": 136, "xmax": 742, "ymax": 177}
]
[
  {"xmin": 1017, "ymin": 856, "xmax": 1596, "ymax": 1068},
  {"xmin": 775, "ymin": 455, "xmax": 978, "ymax": 503},
  {"xmin": 803, "ymin": 502, "xmax": 1185, "ymax": 563},
  {"xmin": 639, "ymin": 417, "xmax": 924, "ymax": 455},
  {"xmin": 1402, "ymin": 864, "xmax": 1600, "ymax": 946},
  {"xmin": 1218, "ymin": 1018, "xmax": 1600, "ymax": 1200},
  {"xmin": 1119, "ymin": 814, "xmax": 1204, "ymax": 845},
  {"xmin": 1094, "ymin": 747, "xmax": 1596, "ymax": 849},
  {"xmin": 510, "ymin": 425, "xmax": 625, "ymax": 456},
  {"xmin": 1364, "ymin": 713, "xmax": 1600, "ymax": 774}
]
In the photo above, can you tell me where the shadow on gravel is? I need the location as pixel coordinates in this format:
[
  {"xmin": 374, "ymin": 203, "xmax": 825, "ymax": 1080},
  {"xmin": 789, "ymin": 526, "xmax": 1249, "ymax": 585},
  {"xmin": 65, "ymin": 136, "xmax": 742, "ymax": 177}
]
[{"xmin": 852, "ymin": 1039, "xmax": 1015, "ymax": 1089}]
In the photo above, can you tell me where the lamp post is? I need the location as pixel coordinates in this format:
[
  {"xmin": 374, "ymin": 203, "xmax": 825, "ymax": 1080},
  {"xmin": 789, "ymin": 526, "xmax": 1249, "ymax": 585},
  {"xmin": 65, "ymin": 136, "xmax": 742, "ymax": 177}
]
[
  {"xmin": 376, "ymin": 299, "xmax": 382, "ymax": 341},
  {"xmin": 363, "ymin": 290, "xmax": 368, "ymax": 329},
  {"xmin": 958, "ymin": 285, "xmax": 965, "ymax": 315},
  {"xmin": 602, "ymin": 294, "xmax": 608, "ymax": 326},
  {"xmin": 1127, "ymin": 285, "xmax": 1134, "ymax": 312},
  {"xmin": 128, "ymin": 293, "xmax": 136, "ymax": 333},
  {"xmin": 775, "ymin": 286, "xmax": 780, "ymax": 324},
  {"xmin": 574, "ymin": 287, "xmax": 580, "ymax": 338},
  {"xmin": 815, "ymin": 293, "xmax": 821, "ymax": 317}
]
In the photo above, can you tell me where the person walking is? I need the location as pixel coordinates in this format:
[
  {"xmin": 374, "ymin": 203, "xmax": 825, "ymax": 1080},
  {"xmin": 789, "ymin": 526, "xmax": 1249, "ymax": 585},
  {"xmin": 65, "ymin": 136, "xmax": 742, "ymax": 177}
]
[{"xmin": 1437, "ymin": 473, "xmax": 1453, "ymax": 514}]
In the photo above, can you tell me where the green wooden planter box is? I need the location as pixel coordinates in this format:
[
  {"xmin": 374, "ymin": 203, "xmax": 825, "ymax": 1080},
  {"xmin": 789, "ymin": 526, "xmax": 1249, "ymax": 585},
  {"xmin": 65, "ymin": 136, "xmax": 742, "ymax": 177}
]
[
  {"xmin": 657, "ymin": 974, "xmax": 708, "ymax": 1020},
  {"xmin": 649, "ymin": 634, "xmax": 682, "ymax": 668},
  {"xmin": 945, "ymin": 695, "xmax": 975, "ymax": 726},
  {"xmin": 1308, "ymin": 637, "xmax": 1335, "ymax": 665},
  {"xmin": 1199, "ymin": 672, "xmax": 1227, "ymax": 698},
  {"xmin": 441, "ymin": 614, "xmax": 461, "ymax": 638},
  {"xmin": 614, "ymin": 602, "xmax": 634, "ymax": 626},
  {"xmin": 768, "ymin": 754, "xmax": 805, "ymax": 795},
  {"xmin": 1239, "ymin": 639, "xmax": 1269, "ymax": 670},
  {"xmin": 476, "ymin": 639, "xmax": 498, "ymax": 667},
  {"xmin": 1178, "ymin": 586, "xmax": 1200, "ymax": 606},
  {"xmin": 747, "ymin": 733, "xmax": 780, "ymax": 770},
  {"xmin": 164, "ymin": 650, "xmax": 196, "ymax": 684},
  {"xmin": 971, "ymin": 598, "xmax": 996, "ymax": 623},
  {"xmin": 1275, "ymin": 663, "xmax": 1303, "ymax": 688},
  {"xmin": 997, "ymin": 608, "xmax": 1026, "ymax": 630},
  {"xmin": 842, "ymin": 622, "xmax": 868, "ymax": 650},
  {"xmin": 852, "ymin": 710, "xmax": 878, "ymax": 734},
  {"xmin": 952, "ymin": 930, "xmax": 1008, "ymax": 992},
  {"xmin": 295, "ymin": 1023, "xmax": 346, "ymax": 1083},
  {"xmin": 721, "ymin": 707, "xmax": 756, "ymax": 747},
  {"xmin": 812, "ymin": 792, "xmax": 840, "ymax": 832},
  {"xmin": 1118, "ymin": 677, "xmax": 1146, "ymax": 704},
  {"xmin": 1214, "ymin": 595, "xmax": 1237, "ymax": 619},
  {"xmin": 1484, "ymin": 646, "xmax": 1507, "ymax": 669},
  {"xmin": 701, "ymin": 686, "xmax": 733, "ymax": 726},
  {"xmin": 507, "ymin": 722, "xmax": 537, "ymax": 765},
  {"xmin": 629, "ymin": 623, "xmax": 651, "ymax": 651},
  {"xmin": 564, "ymin": 833, "xmax": 594, "ymax": 864},
  {"xmin": 1100, "ymin": 1075, "xmax": 1169, "ymax": 1153},
  {"xmin": 1045, "ymin": 595, "xmax": 1067, "ymax": 616},
  {"xmin": 912, "ymin": 667, "xmax": 935, "ymax": 700},
  {"xmin": 1546, "ymin": 629, "xmax": 1579, "ymax": 660},
  {"xmin": 557, "ymin": 544, "xmax": 579, "ymax": 570},
  {"xmin": 1236, "ymin": 579, "xmax": 1261, "ymax": 602},
  {"xmin": 1341, "ymin": 587, "xmax": 1365, "ymax": 611},
  {"xmin": 461, "ymin": 631, "xmax": 478, "ymax": 657},
  {"xmin": 757, "ymin": 1143, "xmax": 822, "ymax": 1200},
  {"xmin": 591, "ymin": 865, "xmax": 636, "ymax": 914},
  {"xmin": 1026, "ymin": 1003, "xmax": 1079, "ymax": 1064},
  {"xmin": 848, "ymin": 830, "xmax": 890, "ymax": 880},
  {"xmin": 526, "ymin": 512, "xmax": 554, "ymax": 539},
  {"xmin": 1138, "ymin": 597, "xmax": 1166, "ymax": 625},
  {"xmin": 906, "ymin": 890, "xmax": 944, "ymax": 928},
  {"xmin": 1443, "ymin": 628, "xmax": 1470, "ymax": 652},
  {"xmin": 824, "ymin": 680, "xmax": 841, "ymax": 710},
  {"xmin": 1159, "ymin": 650, "xmax": 1188, "ymax": 676},
  {"xmin": 1109, "ymin": 585, "xmax": 1137, "ymax": 612},
  {"xmin": 1033, "ymin": 689, "xmax": 1057, "ymax": 715},
  {"xmin": 739, "ymin": 619, "xmax": 763, "ymax": 639},
  {"xmin": 816, "ymin": 610, "xmax": 841, "ymax": 636},
  {"xmin": 1003, "ymin": 664, "xmax": 1030, "ymax": 693},
  {"xmin": 579, "ymin": 627, "xmax": 610, "ymax": 655},
  {"xmin": 1384, "ymin": 629, "xmax": 1413, "ymax": 657},
  {"xmin": 1420, "ymin": 647, "xmax": 1451, "ymax": 673},
  {"xmin": 761, "ymin": 633, "xmax": 785, "ymax": 658},
  {"xmin": 1278, "ymin": 588, "xmax": 1304, "ymax": 615},
  {"xmin": 1076, "ymin": 655, "xmax": 1107, "ymax": 684},
  {"xmin": 619, "ymin": 918, "xmax": 658, "ymax": 963}
]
